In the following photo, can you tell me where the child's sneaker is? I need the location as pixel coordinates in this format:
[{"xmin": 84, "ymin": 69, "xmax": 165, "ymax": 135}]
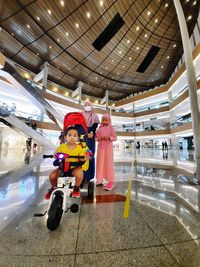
[
  {"xmin": 44, "ymin": 187, "xmax": 54, "ymax": 200},
  {"xmin": 70, "ymin": 186, "xmax": 80, "ymax": 198},
  {"xmin": 104, "ymin": 182, "xmax": 114, "ymax": 191}
]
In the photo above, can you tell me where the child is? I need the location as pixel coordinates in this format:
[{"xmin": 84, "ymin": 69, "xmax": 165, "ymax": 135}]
[
  {"xmin": 95, "ymin": 114, "xmax": 117, "ymax": 190},
  {"xmin": 45, "ymin": 126, "xmax": 89, "ymax": 199}
]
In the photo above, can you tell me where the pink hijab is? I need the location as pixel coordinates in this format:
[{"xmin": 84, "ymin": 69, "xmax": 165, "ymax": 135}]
[
  {"xmin": 96, "ymin": 114, "xmax": 115, "ymax": 148},
  {"xmin": 82, "ymin": 101, "xmax": 100, "ymax": 127}
]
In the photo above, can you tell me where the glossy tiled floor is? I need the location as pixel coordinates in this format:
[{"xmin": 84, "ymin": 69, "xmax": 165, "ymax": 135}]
[{"xmin": 0, "ymin": 148, "xmax": 200, "ymax": 267}]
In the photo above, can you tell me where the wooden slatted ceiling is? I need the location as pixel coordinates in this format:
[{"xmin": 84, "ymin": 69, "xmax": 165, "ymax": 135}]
[{"xmin": 0, "ymin": 0, "xmax": 199, "ymax": 101}]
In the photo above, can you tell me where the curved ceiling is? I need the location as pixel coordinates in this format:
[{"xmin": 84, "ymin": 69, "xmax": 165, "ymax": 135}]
[{"xmin": 0, "ymin": 0, "xmax": 199, "ymax": 101}]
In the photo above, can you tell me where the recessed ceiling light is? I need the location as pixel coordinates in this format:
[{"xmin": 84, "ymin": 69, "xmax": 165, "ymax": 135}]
[
  {"xmin": 49, "ymin": 45, "xmax": 52, "ymax": 49},
  {"xmin": 119, "ymin": 50, "xmax": 122, "ymax": 54},
  {"xmin": 60, "ymin": 0, "xmax": 64, "ymax": 6},
  {"xmin": 117, "ymin": 72, "xmax": 119, "ymax": 75},
  {"xmin": 129, "ymin": 57, "xmax": 132, "ymax": 60},
  {"xmin": 37, "ymin": 52, "xmax": 39, "ymax": 56},
  {"xmin": 65, "ymin": 32, "xmax": 69, "ymax": 36},
  {"xmin": 11, "ymin": 33, "xmax": 14, "ymax": 36},
  {"xmin": 147, "ymin": 11, "xmax": 151, "ymax": 16},
  {"xmin": 136, "ymin": 26, "xmax": 140, "ymax": 31},
  {"xmin": 18, "ymin": 30, "xmax": 21, "ymax": 34},
  {"xmin": 36, "ymin": 16, "xmax": 40, "ymax": 21},
  {"xmin": 75, "ymin": 23, "xmax": 79, "ymax": 28},
  {"xmin": 105, "ymin": 66, "xmax": 108, "ymax": 70},
  {"xmin": 95, "ymin": 77, "xmax": 98, "ymax": 79},
  {"xmin": 161, "ymin": 65, "xmax": 164, "ymax": 68},
  {"xmin": 65, "ymin": 92, "xmax": 69, "ymax": 96},
  {"xmin": 111, "ymin": 59, "xmax": 114, "ymax": 62},
  {"xmin": 173, "ymin": 44, "xmax": 177, "ymax": 48},
  {"xmin": 48, "ymin": 9, "xmax": 52, "ymax": 15},
  {"xmin": 136, "ymin": 46, "xmax": 139, "ymax": 50},
  {"xmin": 167, "ymin": 56, "xmax": 170, "ymax": 59},
  {"xmin": 127, "ymin": 39, "xmax": 130, "ymax": 44},
  {"xmin": 123, "ymin": 65, "xmax": 125, "ymax": 68},
  {"xmin": 27, "ymin": 24, "xmax": 30, "ymax": 28},
  {"xmin": 144, "ymin": 34, "xmax": 148, "ymax": 38},
  {"xmin": 100, "ymin": 0, "xmax": 103, "ymax": 6},
  {"xmin": 193, "ymin": 1, "xmax": 197, "ymax": 5},
  {"xmin": 187, "ymin": 15, "xmax": 192, "ymax": 20},
  {"xmin": 155, "ymin": 18, "xmax": 158, "ymax": 23},
  {"xmin": 86, "ymin": 12, "xmax": 91, "ymax": 18},
  {"xmin": 165, "ymin": 3, "xmax": 168, "ymax": 8},
  {"xmin": 57, "ymin": 38, "xmax": 60, "ymax": 42}
]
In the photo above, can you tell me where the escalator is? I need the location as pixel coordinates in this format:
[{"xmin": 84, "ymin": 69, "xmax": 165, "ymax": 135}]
[
  {"xmin": 2, "ymin": 62, "xmax": 63, "ymax": 129},
  {"xmin": 0, "ymin": 106, "xmax": 55, "ymax": 148}
]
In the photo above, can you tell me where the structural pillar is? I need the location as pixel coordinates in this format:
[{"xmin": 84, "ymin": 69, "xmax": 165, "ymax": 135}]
[{"xmin": 173, "ymin": 0, "xmax": 200, "ymax": 180}]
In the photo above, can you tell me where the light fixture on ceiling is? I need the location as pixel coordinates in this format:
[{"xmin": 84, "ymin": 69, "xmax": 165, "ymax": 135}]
[
  {"xmin": 193, "ymin": 1, "xmax": 197, "ymax": 5},
  {"xmin": 111, "ymin": 59, "xmax": 114, "ymax": 62},
  {"xmin": 49, "ymin": 45, "xmax": 52, "ymax": 49},
  {"xmin": 65, "ymin": 32, "xmax": 69, "ymax": 36},
  {"xmin": 57, "ymin": 38, "xmax": 60, "ymax": 42},
  {"xmin": 161, "ymin": 65, "xmax": 164, "ymax": 68},
  {"xmin": 154, "ymin": 18, "xmax": 158, "ymax": 23},
  {"xmin": 147, "ymin": 11, "xmax": 151, "ymax": 16},
  {"xmin": 11, "ymin": 33, "xmax": 14, "ymax": 36},
  {"xmin": 119, "ymin": 50, "xmax": 122, "ymax": 54},
  {"xmin": 173, "ymin": 44, "xmax": 177, "ymax": 48},
  {"xmin": 127, "ymin": 39, "xmax": 130, "ymax": 44},
  {"xmin": 75, "ymin": 23, "xmax": 79, "ymax": 28},
  {"xmin": 117, "ymin": 72, "xmax": 119, "ymax": 75},
  {"xmin": 129, "ymin": 57, "xmax": 132, "ymax": 60},
  {"xmin": 105, "ymin": 66, "xmax": 108, "ymax": 70},
  {"xmin": 167, "ymin": 56, "xmax": 170, "ymax": 59},
  {"xmin": 65, "ymin": 92, "xmax": 69, "ymax": 96},
  {"xmin": 48, "ymin": 9, "xmax": 52, "ymax": 15},
  {"xmin": 86, "ymin": 12, "xmax": 91, "ymax": 18},
  {"xmin": 165, "ymin": 3, "xmax": 168, "ymax": 8},
  {"xmin": 144, "ymin": 34, "xmax": 148, "ymax": 38},
  {"xmin": 36, "ymin": 16, "xmax": 40, "ymax": 21},
  {"xmin": 187, "ymin": 15, "xmax": 192, "ymax": 20},
  {"xmin": 37, "ymin": 53, "xmax": 39, "ymax": 56},
  {"xmin": 27, "ymin": 24, "xmax": 30, "ymax": 28},
  {"xmin": 60, "ymin": 0, "xmax": 64, "ymax": 6},
  {"xmin": 123, "ymin": 65, "xmax": 125, "ymax": 68},
  {"xmin": 54, "ymin": 87, "xmax": 58, "ymax": 92},
  {"xmin": 136, "ymin": 46, "xmax": 139, "ymax": 50},
  {"xmin": 136, "ymin": 26, "xmax": 140, "ymax": 31},
  {"xmin": 100, "ymin": 0, "xmax": 103, "ymax": 6}
]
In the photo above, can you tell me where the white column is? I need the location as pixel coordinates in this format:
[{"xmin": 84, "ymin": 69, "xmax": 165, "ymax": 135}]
[
  {"xmin": 173, "ymin": 0, "xmax": 200, "ymax": 180},
  {"xmin": 170, "ymin": 135, "xmax": 179, "ymax": 165}
]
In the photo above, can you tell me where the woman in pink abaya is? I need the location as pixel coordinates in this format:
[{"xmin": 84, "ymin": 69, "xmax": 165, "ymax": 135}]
[{"xmin": 95, "ymin": 114, "xmax": 117, "ymax": 191}]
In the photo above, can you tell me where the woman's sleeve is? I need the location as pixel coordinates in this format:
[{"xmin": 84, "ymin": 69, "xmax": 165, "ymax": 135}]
[
  {"xmin": 95, "ymin": 129, "xmax": 100, "ymax": 141},
  {"xmin": 110, "ymin": 127, "xmax": 117, "ymax": 141}
]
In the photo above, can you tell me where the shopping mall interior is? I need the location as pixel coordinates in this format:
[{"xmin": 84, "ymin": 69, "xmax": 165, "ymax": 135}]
[{"xmin": 0, "ymin": 1, "xmax": 200, "ymax": 266}]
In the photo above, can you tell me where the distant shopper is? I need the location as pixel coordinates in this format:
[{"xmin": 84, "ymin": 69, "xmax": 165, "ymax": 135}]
[
  {"xmin": 31, "ymin": 122, "xmax": 37, "ymax": 130},
  {"xmin": 95, "ymin": 114, "xmax": 117, "ymax": 191},
  {"xmin": 162, "ymin": 141, "xmax": 165, "ymax": 151},
  {"xmin": 164, "ymin": 141, "xmax": 168, "ymax": 151},
  {"xmin": 136, "ymin": 141, "xmax": 140, "ymax": 149}
]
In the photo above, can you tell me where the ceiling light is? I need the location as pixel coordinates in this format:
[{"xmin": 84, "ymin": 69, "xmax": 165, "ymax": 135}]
[
  {"xmin": 86, "ymin": 12, "xmax": 91, "ymax": 18},
  {"xmin": 123, "ymin": 65, "xmax": 125, "ymax": 68},
  {"xmin": 65, "ymin": 32, "xmax": 69, "ymax": 36},
  {"xmin": 187, "ymin": 15, "xmax": 192, "ymax": 20},
  {"xmin": 167, "ymin": 56, "xmax": 170, "ymax": 59},
  {"xmin": 105, "ymin": 66, "xmax": 108, "ymax": 70},
  {"xmin": 193, "ymin": 1, "xmax": 197, "ymax": 5},
  {"xmin": 127, "ymin": 39, "xmax": 130, "ymax": 44},
  {"xmin": 144, "ymin": 34, "xmax": 148, "ymax": 38},
  {"xmin": 65, "ymin": 92, "xmax": 69, "ymax": 96},
  {"xmin": 95, "ymin": 77, "xmax": 98, "ymax": 79},
  {"xmin": 155, "ymin": 18, "xmax": 158, "ymax": 23},
  {"xmin": 18, "ymin": 30, "xmax": 21, "ymax": 34},
  {"xmin": 173, "ymin": 44, "xmax": 177, "ymax": 48},
  {"xmin": 36, "ymin": 16, "xmax": 40, "ymax": 21},
  {"xmin": 49, "ymin": 45, "xmax": 52, "ymax": 49},
  {"xmin": 111, "ymin": 59, "xmax": 114, "ymax": 62},
  {"xmin": 100, "ymin": 0, "xmax": 103, "ymax": 6},
  {"xmin": 48, "ymin": 9, "xmax": 52, "ymax": 15},
  {"xmin": 60, "ymin": 0, "xmax": 64, "ymax": 6},
  {"xmin": 27, "ymin": 24, "xmax": 30, "ymax": 28},
  {"xmin": 24, "ymin": 73, "xmax": 30, "ymax": 79},
  {"xmin": 129, "ymin": 57, "xmax": 132, "ymax": 60},
  {"xmin": 161, "ymin": 65, "xmax": 164, "ymax": 68},
  {"xmin": 57, "ymin": 38, "xmax": 60, "ymax": 42},
  {"xmin": 165, "ymin": 3, "xmax": 168, "ymax": 8},
  {"xmin": 147, "ymin": 11, "xmax": 151, "ymax": 16},
  {"xmin": 54, "ymin": 87, "xmax": 58, "ymax": 92},
  {"xmin": 119, "ymin": 50, "xmax": 122, "ymax": 54},
  {"xmin": 75, "ymin": 23, "xmax": 79, "ymax": 28},
  {"xmin": 95, "ymin": 100, "xmax": 99, "ymax": 104},
  {"xmin": 11, "ymin": 33, "xmax": 14, "ymax": 36},
  {"xmin": 37, "ymin": 53, "xmax": 39, "ymax": 56},
  {"xmin": 136, "ymin": 26, "xmax": 140, "ymax": 31},
  {"xmin": 117, "ymin": 72, "xmax": 119, "ymax": 75},
  {"xmin": 136, "ymin": 46, "xmax": 139, "ymax": 50}
]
